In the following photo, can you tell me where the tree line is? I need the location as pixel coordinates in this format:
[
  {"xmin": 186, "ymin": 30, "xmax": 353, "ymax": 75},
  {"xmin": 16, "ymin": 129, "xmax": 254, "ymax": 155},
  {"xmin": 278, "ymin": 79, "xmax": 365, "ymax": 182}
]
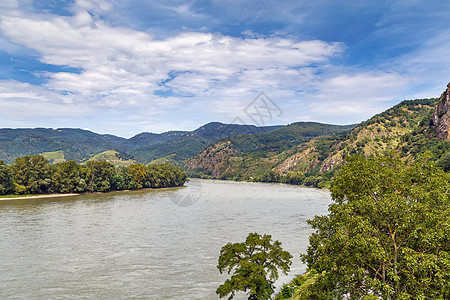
[{"xmin": 0, "ymin": 155, "xmax": 187, "ymax": 195}]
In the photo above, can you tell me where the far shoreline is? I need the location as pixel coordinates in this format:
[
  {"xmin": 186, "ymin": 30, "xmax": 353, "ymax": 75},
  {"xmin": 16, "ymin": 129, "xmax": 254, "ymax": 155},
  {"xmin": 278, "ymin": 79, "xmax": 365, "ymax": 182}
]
[
  {"xmin": 0, "ymin": 193, "xmax": 81, "ymax": 201},
  {"xmin": 0, "ymin": 185, "xmax": 187, "ymax": 201}
]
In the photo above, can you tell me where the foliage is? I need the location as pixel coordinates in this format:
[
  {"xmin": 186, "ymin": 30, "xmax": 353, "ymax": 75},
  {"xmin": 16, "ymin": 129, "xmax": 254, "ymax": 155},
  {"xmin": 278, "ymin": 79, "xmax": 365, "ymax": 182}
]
[
  {"xmin": 301, "ymin": 155, "xmax": 450, "ymax": 299},
  {"xmin": 11, "ymin": 155, "xmax": 52, "ymax": 194},
  {"xmin": 436, "ymin": 151, "xmax": 450, "ymax": 172},
  {"xmin": 128, "ymin": 163, "xmax": 147, "ymax": 188},
  {"xmin": 0, "ymin": 160, "xmax": 15, "ymax": 195},
  {"xmin": 52, "ymin": 160, "xmax": 87, "ymax": 193},
  {"xmin": 145, "ymin": 163, "xmax": 187, "ymax": 188},
  {"xmin": 217, "ymin": 232, "xmax": 293, "ymax": 300},
  {"xmin": 111, "ymin": 166, "xmax": 133, "ymax": 191},
  {"xmin": 86, "ymin": 160, "xmax": 116, "ymax": 192},
  {"xmin": 2, "ymin": 155, "xmax": 187, "ymax": 195},
  {"xmin": 274, "ymin": 271, "xmax": 320, "ymax": 300}
]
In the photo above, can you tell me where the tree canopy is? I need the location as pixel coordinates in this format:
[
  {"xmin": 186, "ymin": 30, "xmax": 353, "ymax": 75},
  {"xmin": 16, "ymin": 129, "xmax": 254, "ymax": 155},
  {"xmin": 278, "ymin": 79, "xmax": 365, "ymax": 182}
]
[
  {"xmin": 2, "ymin": 155, "xmax": 187, "ymax": 195},
  {"xmin": 217, "ymin": 232, "xmax": 292, "ymax": 300},
  {"xmin": 0, "ymin": 159, "xmax": 15, "ymax": 195},
  {"xmin": 301, "ymin": 155, "xmax": 450, "ymax": 299}
]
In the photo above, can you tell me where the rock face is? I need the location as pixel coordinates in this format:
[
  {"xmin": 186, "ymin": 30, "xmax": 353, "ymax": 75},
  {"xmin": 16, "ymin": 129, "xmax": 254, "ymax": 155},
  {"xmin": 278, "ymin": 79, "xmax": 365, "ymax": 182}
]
[{"xmin": 432, "ymin": 83, "xmax": 450, "ymax": 140}]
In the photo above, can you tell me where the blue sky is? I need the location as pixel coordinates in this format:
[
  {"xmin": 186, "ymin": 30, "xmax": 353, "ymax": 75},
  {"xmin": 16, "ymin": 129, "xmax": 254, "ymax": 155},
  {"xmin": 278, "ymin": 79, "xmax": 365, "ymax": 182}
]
[{"xmin": 0, "ymin": 0, "xmax": 449, "ymax": 137}]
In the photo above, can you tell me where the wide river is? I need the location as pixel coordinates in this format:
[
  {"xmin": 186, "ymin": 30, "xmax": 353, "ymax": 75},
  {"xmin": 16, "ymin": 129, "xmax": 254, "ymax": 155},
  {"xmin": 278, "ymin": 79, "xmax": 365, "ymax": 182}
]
[{"xmin": 0, "ymin": 179, "xmax": 331, "ymax": 299}]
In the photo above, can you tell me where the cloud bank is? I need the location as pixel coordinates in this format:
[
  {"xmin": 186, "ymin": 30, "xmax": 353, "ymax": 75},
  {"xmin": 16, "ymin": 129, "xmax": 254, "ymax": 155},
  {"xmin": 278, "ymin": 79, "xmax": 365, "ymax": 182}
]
[{"xmin": 0, "ymin": 0, "xmax": 446, "ymax": 136}]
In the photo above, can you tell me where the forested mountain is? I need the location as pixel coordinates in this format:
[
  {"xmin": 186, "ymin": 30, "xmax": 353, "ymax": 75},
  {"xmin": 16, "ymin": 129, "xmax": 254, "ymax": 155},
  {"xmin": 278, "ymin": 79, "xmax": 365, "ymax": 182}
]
[
  {"xmin": 0, "ymin": 122, "xmax": 281, "ymax": 165},
  {"xmin": 2, "ymin": 84, "xmax": 449, "ymax": 180},
  {"xmin": 185, "ymin": 122, "xmax": 357, "ymax": 179},
  {"xmin": 185, "ymin": 84, "xmax": 450, "ymax": 188},
  {"xmin": 0, "ymin": 128, "xmax": 115, "ymax": 164}
]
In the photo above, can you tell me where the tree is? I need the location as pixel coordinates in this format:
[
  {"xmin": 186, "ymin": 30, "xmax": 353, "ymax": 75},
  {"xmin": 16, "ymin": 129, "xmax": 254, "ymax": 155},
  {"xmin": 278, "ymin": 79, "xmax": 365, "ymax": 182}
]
[
  {"xmin": 52, "ymin": 161, "xmax": 86, "ymax": 193},
  {"xmin": 301, "ymin": 155, "xmax": 450, "ymax": 299},
  {"xmin": 128, "ymin": 163, "xmax": 147, "ymax": 189},
  {"xmin": 111, "ymin": 166, "xmax": 132, "ymax": 191},
  {"xmin": 145, "ymin": 164, "xmax": 187, "ymax": 188},
  {"xmin": 85, "ymin": 160, "xmax": 115, "ymax": 192},
  {"xmin": 0, "ymin": 160, "xmax": 15, "ymax": 195},
  {"xmin": 11, "ymin": 155, "xmax": 52, "ymax": 194},
  {"xmin": 217, "ymin": 232, "xmax": 292, "ymax": 300}
]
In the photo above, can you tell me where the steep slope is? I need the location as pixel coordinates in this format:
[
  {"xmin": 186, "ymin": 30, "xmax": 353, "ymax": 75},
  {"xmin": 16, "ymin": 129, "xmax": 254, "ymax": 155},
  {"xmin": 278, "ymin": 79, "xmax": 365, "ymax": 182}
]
[
  {"xmin": 185, "ymin": 122, "xmax": 356, "ymax": 179},
  {"xmin": 186, "ymin": 97, "xmax": 442, "ymax": 185},
  {"xmin": 316, "ymin": 98, "xmax": 438, "ymax": 172},
  {"xmin": 431, "ymin": 83, "xmax": 450, "ymax": 140}
]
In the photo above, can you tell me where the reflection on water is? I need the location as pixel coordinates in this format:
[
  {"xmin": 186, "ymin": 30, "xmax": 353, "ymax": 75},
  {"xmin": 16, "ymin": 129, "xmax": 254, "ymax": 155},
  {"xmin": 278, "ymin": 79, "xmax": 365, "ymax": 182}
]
[{"xmin": 0, "ymin": 179, "xmax": 331, "ymax": 299}]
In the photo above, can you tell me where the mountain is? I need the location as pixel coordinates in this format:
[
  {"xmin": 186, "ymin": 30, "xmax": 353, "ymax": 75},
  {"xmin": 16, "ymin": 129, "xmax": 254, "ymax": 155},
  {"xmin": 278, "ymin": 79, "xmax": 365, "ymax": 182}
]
[
  {"xmin": 185, "ymin": 122, "xmax": 357, "ymax": 178},
  {"xmin": 0, "ymin": 122, "xmax": 282, "ymax": 165},
  {"xmin": 124, "ymin": 122, "xmax": 283, "ymax": 164},
  {"xmin": 185, "ymin": 85, "xmax": 450, "ymax": 187},
  {"xmin": 3, "ymin": 83, "xmax": 449, "ymax": 176},
  {"xmin": 0, "ymin": 128, "xmax": 116, "ymax": 164}
]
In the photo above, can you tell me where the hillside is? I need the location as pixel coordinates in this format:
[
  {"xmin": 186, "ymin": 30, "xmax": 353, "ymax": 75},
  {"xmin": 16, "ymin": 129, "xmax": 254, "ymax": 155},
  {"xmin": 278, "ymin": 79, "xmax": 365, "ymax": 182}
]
[
  {"xmin": 124, "ymin": 122, "xmax": 283, "ymax": 164},
  {"xmin": 0, "ymin": 122, "xmax": 281, "ymax": 165},
  {"xmin": 86, "ymin": 150, "xmax": 136, "ymax": 166},
  {"xmin": 185, "ymin": 94, "xmax": 447, "ymax": 187},
  {"xmin": 0, "ymin": 128, "xmax": 116, "ymax": 163},
  {"xmin": 185, "ymin": 122, "xmax": 357, "ymax": 179},
  {"xmin": 2, "ymin": 84, "xmax": 449, "ymax": 176}
]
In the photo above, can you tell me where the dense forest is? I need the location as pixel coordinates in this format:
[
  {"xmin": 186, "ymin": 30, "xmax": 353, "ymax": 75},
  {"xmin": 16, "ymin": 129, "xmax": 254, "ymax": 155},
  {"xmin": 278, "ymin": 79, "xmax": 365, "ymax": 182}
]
[{"xmin": 0, "ymin": 155, "xmax": 187, "ymax": 195}]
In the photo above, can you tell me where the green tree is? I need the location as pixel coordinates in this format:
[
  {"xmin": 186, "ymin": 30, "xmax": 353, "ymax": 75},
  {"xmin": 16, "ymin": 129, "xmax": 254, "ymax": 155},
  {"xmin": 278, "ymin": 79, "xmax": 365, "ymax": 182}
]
[
  {"xmin": 11, "ymin": 155, "xmax": 52, "ymax": 194},
  {"xmin": 217, "ymin": 232, "xmax": 292, "ymax": 300},
  {"xmin": 302, "ymin": 155, "xmax": 450, "ymax": 299},
  {"xmin": 128, "ymin": 163, "xmax": 147, "ymax": 189},
  {"xmin": 436, "ymin": 151, "xmax": 450, "ymax": 172},
  {"xmin": 145, "ymin": 164, "xmax": 187, "ymax": 188},
  {"xmin": 111, "ymin": 166, "xmax": 132, "ymax": 191},
  {"xmin": 258, "ymin": 171, "xmax": 281, "ymax": 183},
  {"xmin": 85, "ymin": 160, "xmax": 115, "ymax": 192},
  {"xmin": 0, "ymin": 159, "xmax": 15, "ymax": 195},
  {"xmin": 52, "ymin": 161, "xmax": 86, "ymax": 193}
]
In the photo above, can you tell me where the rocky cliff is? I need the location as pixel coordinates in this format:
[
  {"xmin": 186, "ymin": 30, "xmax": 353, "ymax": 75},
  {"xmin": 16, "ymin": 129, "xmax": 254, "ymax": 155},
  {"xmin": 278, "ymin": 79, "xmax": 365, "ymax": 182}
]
[{"xmin": 432, "ymin": 83, "xmax": 450, "ymax": 140}]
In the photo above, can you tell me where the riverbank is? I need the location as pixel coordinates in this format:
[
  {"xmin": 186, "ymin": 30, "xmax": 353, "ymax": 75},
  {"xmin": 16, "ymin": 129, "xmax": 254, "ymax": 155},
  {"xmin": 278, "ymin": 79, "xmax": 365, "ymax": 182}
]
[
  {"xmin": 0, "ymin": 184, "xmax": 187, "ymax": 201},
  {"xmin": 0, "ymin": 193, "xmax": 81, "ymax": 201}
]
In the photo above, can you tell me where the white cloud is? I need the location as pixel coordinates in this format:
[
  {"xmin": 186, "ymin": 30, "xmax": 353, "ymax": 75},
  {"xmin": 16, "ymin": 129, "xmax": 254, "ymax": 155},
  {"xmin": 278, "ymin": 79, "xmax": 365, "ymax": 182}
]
[
  {"xmin": 3, "ymin": 0, "xmax": 439, "ymax": 135},
  {"xmin": 0, "ymin": 0, "xmax": 18, "ymax": 9},
  {"xmin": 0, "ymin": 5, "xmax": 344, "ymax": 125},
  {"xmin": 305, "ymin": 72, "xmax": 411, "ymax": 123}
]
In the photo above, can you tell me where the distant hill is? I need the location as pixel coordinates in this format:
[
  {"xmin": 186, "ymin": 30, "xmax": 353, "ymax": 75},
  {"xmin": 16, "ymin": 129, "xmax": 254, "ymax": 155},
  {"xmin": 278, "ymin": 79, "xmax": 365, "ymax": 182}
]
[
  {"xmin": 0, "ymin": 122, "xmax": 282, "ymax": 164},
  {"xmin": 86, "ymin": 150, "xmax": 136, "ymax": 166},
  {"xmin": 0, "ymin": 128, "xmax": 116, "ymax": 163},
  {"xmin": 124, "ymin": 122, "xmax": 283, "ymax": 163}
]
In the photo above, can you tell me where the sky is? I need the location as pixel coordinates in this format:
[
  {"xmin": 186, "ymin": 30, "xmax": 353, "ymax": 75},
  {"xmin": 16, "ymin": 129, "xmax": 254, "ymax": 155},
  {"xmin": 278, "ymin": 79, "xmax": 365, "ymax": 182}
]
[{"xmin": 0, "ymin": 0, "xmax": 449, "ymax": 137}]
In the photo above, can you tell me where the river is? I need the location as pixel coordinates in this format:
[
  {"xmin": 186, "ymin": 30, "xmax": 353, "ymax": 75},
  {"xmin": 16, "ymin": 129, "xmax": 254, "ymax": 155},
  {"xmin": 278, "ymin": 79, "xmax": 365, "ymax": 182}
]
[{"xmin": 0, "ymin": 179, "xmax": 331, "ymax": 299}]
